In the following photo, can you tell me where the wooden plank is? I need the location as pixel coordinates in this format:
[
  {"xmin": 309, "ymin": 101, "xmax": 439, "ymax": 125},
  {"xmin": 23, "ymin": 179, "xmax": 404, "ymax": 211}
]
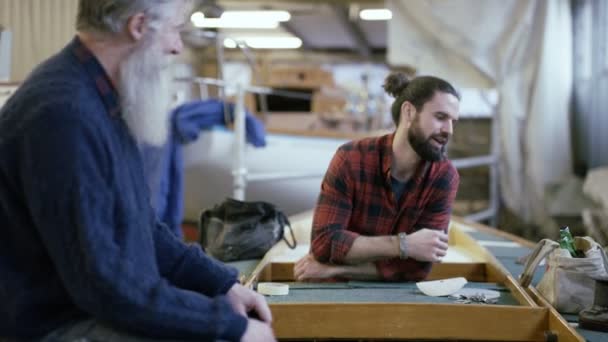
[
  {"xmin": 451, "ymin": 225, "xmax": 509, "ymax": 284},
  {"xmin": 450, "ymin": 223, "xmax": 497, "ymax": 263},
  {"xmin": 452, "ymin": 216, "xmax": 536, "ymax": 249},
  {"xmin": 270, "ymin": 303, "xmax": 549, "ymax": 341},
  {"xmin": 427, "ymin": 262, "xmax": 487, "ymax": 282},
  {"xmin": 259, "ymin": 262, "xmax": 489, "ymax": 283},
  {"xmin": 502, "ymin": 272, "xmax": 538, "ymax": 307},
  {"xmin": 245, "ymin": 257, "xmax": 273, "ymax": 287},
  {"xmin": 259, "ymin": 262, "xmax": 273, "ymax": 282},
  {"xmin": 268, "ymin": 262, "xmax": 294, "ymax": 281},
  {"xmin": 526, "ymin": 287, "xmax": 586, "ymax": 342}
]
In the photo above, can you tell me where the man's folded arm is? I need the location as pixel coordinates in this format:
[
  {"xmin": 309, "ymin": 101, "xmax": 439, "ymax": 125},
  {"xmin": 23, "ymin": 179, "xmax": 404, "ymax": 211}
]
[{"xmin": 311, "ymin": 148, "xmax": 359, "ymax": 264}]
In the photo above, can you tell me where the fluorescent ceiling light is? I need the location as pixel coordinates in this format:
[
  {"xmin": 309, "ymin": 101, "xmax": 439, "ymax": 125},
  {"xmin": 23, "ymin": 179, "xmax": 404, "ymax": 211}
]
[
  {"xmin": 198, "ymin": 18, "xmax": 279, "ymax": 29},
  {"xmin": 224, "ymin": 37, "xmax": 302, "ymax": 49},
  {"xmin": 190, "ymin": 10, "xmax": 290, "ymax": 29},
  {"xmin": 245, "ymin": 37, "xmax": 301, "ymax": 49},
  {"xmin": 223, "ymin": 38, "xmax": 238, "ymax": 49},
  {"xmin": 190, "ymin": 11, "xmax": 206, "ymax": 27},
  {"xmin": 221, "ymin": 10, "xmax": 291, "ymax": 22},
  {"xmin": 359, "ymin": 9, "xmax": 392, "ymax": 21}
]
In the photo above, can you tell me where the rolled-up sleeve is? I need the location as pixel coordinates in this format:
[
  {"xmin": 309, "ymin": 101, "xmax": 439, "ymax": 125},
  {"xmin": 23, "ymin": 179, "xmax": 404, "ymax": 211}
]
[{"xmin": 311, "ymin": 147, "xmax": 360, "ymax": 264}]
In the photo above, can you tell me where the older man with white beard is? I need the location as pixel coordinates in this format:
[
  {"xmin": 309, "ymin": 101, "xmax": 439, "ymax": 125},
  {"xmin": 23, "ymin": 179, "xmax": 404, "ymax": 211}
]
[
  {"xmin": 118, "ymin": 10, "xmax": 175, "ymax": 147},
  {"xmin": 0, "ymin": 1, "xmax": 275, "ymax": 341}
]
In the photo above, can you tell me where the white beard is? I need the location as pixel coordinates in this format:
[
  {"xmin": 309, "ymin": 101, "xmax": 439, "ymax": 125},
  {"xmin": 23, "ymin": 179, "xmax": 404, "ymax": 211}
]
[{"xmin": 118, "ymin": 38, "xmax": 173, "ymax": 147}]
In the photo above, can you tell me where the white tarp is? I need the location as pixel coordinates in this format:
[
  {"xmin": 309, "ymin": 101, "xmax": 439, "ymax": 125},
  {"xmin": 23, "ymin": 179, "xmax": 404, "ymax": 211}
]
[{"xmin": 388, "ymin": 0, "xmax": 573, "ymax": 230}]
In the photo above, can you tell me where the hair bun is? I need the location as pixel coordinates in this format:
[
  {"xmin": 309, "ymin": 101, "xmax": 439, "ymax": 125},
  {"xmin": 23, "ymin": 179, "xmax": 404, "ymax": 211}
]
[{"xmin": 383, "ymin": 72, "xmax": 410, "ymax": 98}]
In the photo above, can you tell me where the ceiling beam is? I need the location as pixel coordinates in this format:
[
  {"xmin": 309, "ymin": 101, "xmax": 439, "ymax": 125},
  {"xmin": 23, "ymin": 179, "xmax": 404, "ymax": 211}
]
[
  {"xmin": 258, "ymin": 4, "xmax": 313, "ymax": 50},
  {"xmin": 279, "ymin": 21, "xmax": 312, "ymax": 50},
  {"xmin": 329, "ymin": 3, "xmax": 371, "ymax": 59}
]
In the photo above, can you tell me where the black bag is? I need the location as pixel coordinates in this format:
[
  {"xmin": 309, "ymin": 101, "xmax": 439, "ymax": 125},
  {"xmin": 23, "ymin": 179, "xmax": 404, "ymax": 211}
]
[{"xmin": 199, "ymin": 198, "xmax": 297, "ymax": 262}]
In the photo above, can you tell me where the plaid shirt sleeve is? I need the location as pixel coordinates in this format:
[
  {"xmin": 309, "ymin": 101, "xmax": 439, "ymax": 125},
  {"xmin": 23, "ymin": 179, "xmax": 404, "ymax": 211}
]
[
  {"xmin": 311, "ymin": 147, "xmax": 360, "ymax": 264},
  {"xmin": 375, "ymin": 164, "xmax": 460, "ymax": 281}
]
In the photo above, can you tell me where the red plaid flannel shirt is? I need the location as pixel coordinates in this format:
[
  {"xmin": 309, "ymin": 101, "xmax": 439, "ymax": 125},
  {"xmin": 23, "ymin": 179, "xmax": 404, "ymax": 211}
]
[{"xmin": 311, "ymin": 133, "xmax": 459, "ymax": 281}]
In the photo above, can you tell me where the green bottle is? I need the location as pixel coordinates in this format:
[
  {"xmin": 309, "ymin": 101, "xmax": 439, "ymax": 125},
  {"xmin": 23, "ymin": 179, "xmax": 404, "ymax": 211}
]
[{"xmin": 559, "ymin": 226, "xmax": 578, "ymax": 257}]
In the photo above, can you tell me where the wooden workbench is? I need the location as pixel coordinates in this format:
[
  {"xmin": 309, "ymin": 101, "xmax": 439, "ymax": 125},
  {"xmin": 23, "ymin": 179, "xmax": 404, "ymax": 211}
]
[{"xmin": 229, "ymin": 214, "xmax": 604, "ymax": 341}]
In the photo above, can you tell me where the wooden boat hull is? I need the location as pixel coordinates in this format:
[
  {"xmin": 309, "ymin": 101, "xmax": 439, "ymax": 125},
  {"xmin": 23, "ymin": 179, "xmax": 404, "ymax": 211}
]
[{"xmin": 235, "ymin": 215, "xmax": 585, "ymax": 341}]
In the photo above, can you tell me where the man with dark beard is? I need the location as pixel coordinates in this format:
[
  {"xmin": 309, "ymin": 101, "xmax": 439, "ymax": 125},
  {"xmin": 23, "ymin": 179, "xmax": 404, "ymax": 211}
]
[
  {"xmin": 294, "ymin": 73, "xmax": 460, "ymax": 282},
  {"xmin": 0, "ymin": 1, "xmax": 275, "ymax": 341}
]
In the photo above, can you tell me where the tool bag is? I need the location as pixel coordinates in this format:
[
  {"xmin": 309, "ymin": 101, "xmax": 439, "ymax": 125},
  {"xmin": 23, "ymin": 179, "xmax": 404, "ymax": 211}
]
[
  {"xmin": 199, "ymin": 198, "xmax": 297, "ymax": 262},
  {"xmin": 520, "ymin": 236, "xmax": 608, "ymax": 313}
]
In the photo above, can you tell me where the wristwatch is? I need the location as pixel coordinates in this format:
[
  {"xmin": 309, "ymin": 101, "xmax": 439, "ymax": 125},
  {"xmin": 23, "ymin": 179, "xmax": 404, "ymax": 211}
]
[{"xmin": 398, "ymin": 232, "xmax": 408, "ymax": 259}]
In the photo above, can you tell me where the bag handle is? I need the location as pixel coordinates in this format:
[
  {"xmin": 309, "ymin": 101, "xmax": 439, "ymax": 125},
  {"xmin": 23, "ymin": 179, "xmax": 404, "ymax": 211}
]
[
  {"xmin": 278, "ymin": 212, "xmax": 297, "ymax": 249},
  {"xmin": 519, "ymin": 239, "xmax": 559, "ymax": 288},
  {"xmin": 600, "ymin": 245, "xmax": 608, "ymax": 275},
  {"xmin": 574, "ymin": 236, "xmax": 608, "ymax": 275}
]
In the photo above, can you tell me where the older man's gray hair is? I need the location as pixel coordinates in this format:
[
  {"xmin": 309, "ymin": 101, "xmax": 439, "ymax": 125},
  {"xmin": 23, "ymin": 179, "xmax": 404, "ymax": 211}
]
[{"xmin": 76, "ymin": 0, "xmax": 181, "ymax": 34}]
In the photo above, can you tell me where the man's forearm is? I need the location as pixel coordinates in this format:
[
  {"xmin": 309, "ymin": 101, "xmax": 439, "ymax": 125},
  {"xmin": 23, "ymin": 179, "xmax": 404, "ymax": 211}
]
[
  {"xmin": 343, "ymin": 235, "xmax": 400, "ymax": 264},
  {"xmin": 333, "ymin": 262, "xmax": 381, "ymax": 280}
]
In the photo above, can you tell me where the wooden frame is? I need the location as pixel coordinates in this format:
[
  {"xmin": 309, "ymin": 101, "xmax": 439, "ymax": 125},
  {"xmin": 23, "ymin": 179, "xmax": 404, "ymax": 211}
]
[
  {"xmin": 451, "ymin": 217, "xmax": 536, "ymax": 249},
  {"xmin": 249, "ymin": 260, "xmax": 583, "ymax": 341},
  {"xmin": 240, "ymin": 216, "xmax": 586, "ymax": 341},
  {"xmin": 272, "ymin": 303, "xmax": 548, "ymax": 341}
]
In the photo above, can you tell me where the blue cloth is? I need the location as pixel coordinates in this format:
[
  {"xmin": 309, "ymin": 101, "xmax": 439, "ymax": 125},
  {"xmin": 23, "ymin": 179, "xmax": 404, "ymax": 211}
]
[
  {"xmin": 141, "ymin": 100, "xmax": 266, "ymax": 237},
  {"xmin": 0, "ymin": 37, "xmax": 247, "ymax": 341},
  {"xmin": 173, "ymin": 100, "xmax": 266, "ymax": 147}
]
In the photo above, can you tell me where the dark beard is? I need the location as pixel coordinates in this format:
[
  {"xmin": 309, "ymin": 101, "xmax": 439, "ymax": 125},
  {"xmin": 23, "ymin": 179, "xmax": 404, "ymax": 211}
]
[{"xmin": 408, "ymin": 124, "xmax": 447, "ymax": 162}]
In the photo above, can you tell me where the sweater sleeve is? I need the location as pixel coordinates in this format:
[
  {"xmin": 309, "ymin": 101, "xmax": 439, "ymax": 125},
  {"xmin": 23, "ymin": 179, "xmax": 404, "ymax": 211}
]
[
  {"xmin": 153, "ymin": 220, "xmax": 240, "ymax": 297},
  {"xmin": 20, "ymin": 111, "xmax": 247, "ymax": 341}
]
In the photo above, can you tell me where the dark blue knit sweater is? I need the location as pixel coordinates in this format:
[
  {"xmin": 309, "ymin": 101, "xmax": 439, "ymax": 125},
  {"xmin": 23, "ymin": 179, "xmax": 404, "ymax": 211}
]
[{"xmin": 0, "ymin": 37, "xmax": 247, "ymax": 341}]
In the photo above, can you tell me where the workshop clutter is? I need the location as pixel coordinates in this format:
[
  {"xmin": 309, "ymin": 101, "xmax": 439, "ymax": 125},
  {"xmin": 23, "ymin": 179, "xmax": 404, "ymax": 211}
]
[
  {"xmin": 520, "ymin": 234, "xmax": 608, "ymax": 313},
  {"xmin": 199, "ymin": 198, "xmax": 297, "ymax": 262}
]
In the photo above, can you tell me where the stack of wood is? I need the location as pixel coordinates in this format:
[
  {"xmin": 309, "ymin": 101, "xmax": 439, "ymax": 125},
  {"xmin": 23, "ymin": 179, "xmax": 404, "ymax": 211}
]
[{"xmin": 245, "ymin": 64, "xmax": 339, "ymax": 132}]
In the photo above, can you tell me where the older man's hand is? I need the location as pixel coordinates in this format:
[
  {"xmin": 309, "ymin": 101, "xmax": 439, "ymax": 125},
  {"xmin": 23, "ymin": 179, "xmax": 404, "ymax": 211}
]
[
  {"xmin": 241, "ymin": 318, "xmax": 276, "ymax": 342},
  {"xmin": 226, "ymin": 283, "xmax": 272, "ymax": 323}
]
